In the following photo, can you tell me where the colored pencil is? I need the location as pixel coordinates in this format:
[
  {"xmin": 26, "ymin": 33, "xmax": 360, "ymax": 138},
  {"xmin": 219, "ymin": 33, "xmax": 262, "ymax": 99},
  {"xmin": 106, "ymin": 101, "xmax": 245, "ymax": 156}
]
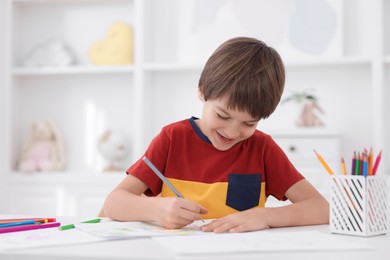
[
  {"xmin": 313, "ymin": 150, "xmax": 334, "ymax": 175},
  {"xmin": 0, "ymin": 218, "xmax": 56, "ymax": 224},
  {"xmin": 372, "ymin": 150, "xmax": 382, "ymax": 175},
  {"xmin": 0, "ymin": 220, "xmax": 35, "ymax": 228},
  {"xmin": 341, "ymin": 157, "xmax": 347, "ymax": 175},
  {"xmin": 0, "ymin": 222, "xmax": 60, "ymax": 234},
  {"xmin": 351, "ymin": 151, "xmax": 356, "ymax": 176},
  {"xmin": 363, "ymin": 152, "xmax": 368, "ymax": 177},
  {"xmin": 59, "ymin": 218, "xmax": 101, "ymax": 231},
  {"xmin": 368, "ymin": 147, "xmax": 373, "ymax": 175},
  {"xmin": 355, "ymin": 152, "xmax": 360, "ymax": 175}
]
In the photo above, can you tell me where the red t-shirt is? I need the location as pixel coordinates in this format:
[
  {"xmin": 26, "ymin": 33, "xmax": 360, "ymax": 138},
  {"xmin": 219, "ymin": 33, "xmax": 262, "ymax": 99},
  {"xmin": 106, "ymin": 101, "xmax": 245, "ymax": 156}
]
[{"xmin": 127, "ymin": 117, "xmax": 304, "ymax": 219}]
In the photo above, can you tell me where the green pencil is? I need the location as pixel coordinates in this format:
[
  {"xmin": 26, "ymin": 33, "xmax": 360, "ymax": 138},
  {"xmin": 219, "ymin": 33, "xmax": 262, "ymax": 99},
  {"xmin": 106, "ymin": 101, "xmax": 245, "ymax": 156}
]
[
  {"xmin": 59, "ymin": 218, "xmax": 101, "ymax": 231},
  {"xmin": 355, "ymin": 152, "xmax": 360, "ymax": 175},
  {"xmin": 59, "ymin": 224, "xmax": 76, "ymax": 231}
]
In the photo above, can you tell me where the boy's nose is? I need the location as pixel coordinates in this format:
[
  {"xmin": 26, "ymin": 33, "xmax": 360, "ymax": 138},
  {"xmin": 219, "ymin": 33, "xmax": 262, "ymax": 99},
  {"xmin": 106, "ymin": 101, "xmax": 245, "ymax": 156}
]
[{"xmin": 224, "ymin": 124, "xmax": 240, "ymax": 139}]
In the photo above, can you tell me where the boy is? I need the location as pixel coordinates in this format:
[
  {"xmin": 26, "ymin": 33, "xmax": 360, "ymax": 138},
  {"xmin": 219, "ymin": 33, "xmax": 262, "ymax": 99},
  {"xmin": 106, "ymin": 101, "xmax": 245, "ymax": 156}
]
[{"xmin": 103, "ymin": 37, "xmax": 329, "ymax": 233}]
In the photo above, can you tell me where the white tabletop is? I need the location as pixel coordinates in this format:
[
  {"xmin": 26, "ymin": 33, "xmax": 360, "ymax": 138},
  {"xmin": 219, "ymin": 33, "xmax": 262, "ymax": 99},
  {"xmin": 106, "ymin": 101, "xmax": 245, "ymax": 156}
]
[{"xmin": 0, "ymin": 217, "xmax": 389, "ymax": 260}]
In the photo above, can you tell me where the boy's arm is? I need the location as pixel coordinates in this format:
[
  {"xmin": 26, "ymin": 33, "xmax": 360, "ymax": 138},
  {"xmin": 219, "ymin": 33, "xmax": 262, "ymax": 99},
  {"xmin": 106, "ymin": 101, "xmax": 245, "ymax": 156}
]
[
  {"xmin": 201, "ymin": 179, "xmax": 329, "ymax": 233},
  {"xmin": 103, "ymin": 174, "xmax": 207, "ymax": 229}
]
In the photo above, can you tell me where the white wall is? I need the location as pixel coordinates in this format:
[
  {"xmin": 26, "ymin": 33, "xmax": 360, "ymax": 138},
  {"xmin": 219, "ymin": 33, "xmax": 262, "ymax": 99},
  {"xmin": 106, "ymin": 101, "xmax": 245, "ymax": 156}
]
[{"xmin": 0, "ymin": 0, "xmax": 7, "ymax": 212}]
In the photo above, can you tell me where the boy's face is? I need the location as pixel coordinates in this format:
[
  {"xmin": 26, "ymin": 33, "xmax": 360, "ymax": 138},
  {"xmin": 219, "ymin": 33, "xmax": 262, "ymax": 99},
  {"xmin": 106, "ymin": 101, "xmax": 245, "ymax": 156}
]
[{"xmin": 198, "ymin": 93, "xmax": 259, "ymax": 151}]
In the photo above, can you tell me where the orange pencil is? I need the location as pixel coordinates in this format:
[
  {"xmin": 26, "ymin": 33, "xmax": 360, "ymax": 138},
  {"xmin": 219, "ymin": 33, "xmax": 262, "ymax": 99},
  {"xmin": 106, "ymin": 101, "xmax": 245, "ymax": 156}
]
[
  {"xmin": 368, "ymin": 147, "xmax": 373, "ymax": 175},
  {"xmin": 372, "ymin": 150, "xmax": 382, "ymax": 175},
  {"xmin": 314, "ymin": 149, "xmax": 334, "ymax": 175}
]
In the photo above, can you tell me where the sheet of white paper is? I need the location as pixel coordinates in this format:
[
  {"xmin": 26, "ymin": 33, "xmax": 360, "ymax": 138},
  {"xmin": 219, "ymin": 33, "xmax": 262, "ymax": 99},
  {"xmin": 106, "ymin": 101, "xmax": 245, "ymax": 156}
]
[
  {"xmin": 0, "ymin": 227, "xmax": 104, "ymax": 251},
  {"xmin": 75, "ymin": 220, "xmax": 208, "ymax": 239},
  {"xmin": 152, "ymin": 230, "xmax": 372, "ymax": 255}
]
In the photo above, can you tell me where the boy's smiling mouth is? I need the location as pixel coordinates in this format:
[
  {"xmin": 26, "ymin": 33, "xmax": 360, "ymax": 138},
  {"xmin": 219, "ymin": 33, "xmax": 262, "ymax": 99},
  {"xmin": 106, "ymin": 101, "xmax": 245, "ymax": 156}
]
[{"xmin": 216, "ymin": 131, "xmax": 236, "ymax": 143}]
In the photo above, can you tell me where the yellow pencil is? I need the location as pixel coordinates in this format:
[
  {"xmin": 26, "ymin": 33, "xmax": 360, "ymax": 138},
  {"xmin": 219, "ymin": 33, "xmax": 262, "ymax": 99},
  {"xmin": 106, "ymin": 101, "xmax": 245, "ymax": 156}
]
[
  {"xmin": 313, "ymin": 149, "xmax": 334, "ymax": 175},
  {"xmin": 341, "ymin": 156, "xmax": 347, "ymax": 175}
]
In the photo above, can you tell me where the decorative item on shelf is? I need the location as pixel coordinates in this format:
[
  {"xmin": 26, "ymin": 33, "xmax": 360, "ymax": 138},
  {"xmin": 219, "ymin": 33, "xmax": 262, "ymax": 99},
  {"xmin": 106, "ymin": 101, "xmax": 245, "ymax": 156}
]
[
  {"xmin": 282, "ymin": 89, "xmax": 325, "ymax": 127},
  {"xmin": 89, "ymin": 21, "xmax": 134, "ymax": 65},
  {"xmin": 97, "ymin": 130, "xmax": 131, "ymax": 172},
  {"xmin": 17, "ymin": 118, "xmax": 66, "ymax": 172},
  {"xmin": 23, "ymin": 38, "xmax": 75, "ymax": 67}
]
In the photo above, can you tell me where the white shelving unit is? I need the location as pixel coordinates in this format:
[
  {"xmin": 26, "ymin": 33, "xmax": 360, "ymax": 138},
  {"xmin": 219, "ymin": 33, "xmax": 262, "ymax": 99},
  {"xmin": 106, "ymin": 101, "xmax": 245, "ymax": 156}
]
[{"xmin": 0, "ymin": 0, "xmax": 388, "ymax": 216}]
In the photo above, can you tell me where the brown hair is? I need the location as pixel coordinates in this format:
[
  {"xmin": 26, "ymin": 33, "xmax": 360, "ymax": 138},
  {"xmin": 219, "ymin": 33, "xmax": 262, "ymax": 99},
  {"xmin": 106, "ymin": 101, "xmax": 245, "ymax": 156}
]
[{"xmin": 198, "ymin": 37, "xmax": 285, "ymax": 119}]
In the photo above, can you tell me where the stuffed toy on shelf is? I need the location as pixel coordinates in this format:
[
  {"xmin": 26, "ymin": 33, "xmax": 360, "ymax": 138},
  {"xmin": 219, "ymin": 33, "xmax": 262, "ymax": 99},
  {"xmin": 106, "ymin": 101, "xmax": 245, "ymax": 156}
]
[
  {"xmin": 97, "ymin": 130, "xmax": 130, "ymax": 172},
  {"xmin": 17, "ymin": 118, "xmax": 66, "ymax": 172},
  {"xmin": 282, "ymin": 89, "xmax": 325, "ymax": 127}
]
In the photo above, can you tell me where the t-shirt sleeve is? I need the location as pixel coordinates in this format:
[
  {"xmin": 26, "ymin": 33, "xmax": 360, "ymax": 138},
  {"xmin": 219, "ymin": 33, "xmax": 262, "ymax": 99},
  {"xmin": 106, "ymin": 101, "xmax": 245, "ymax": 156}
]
[
  {"xmin": 263, "ymin": 137, "xmax": 305, "ymax": 201},
  {"xmin": 126, "ymin": 128, "xmax": 170, "ymax": 196}
]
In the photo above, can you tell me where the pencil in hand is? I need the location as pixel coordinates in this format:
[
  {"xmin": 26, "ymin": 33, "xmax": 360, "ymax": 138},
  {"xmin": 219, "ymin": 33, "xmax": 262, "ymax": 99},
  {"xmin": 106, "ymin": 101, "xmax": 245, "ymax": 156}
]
[{"xmin": 142, "ymin": 156, "xmax": 205, "ymax": 222}]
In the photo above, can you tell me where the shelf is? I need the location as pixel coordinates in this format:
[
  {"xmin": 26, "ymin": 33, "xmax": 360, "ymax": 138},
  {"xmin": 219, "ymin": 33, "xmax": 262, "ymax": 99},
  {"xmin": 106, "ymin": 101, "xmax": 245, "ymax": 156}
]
[
  {"xmin": 144, "ymin": 57, "xmax": 372, "ymax": 71},
  {"xmin": 144, "ymin": 62, "xmax": 203, "ymax": 72},
  {"xmin": 284, "ymin": 56, "xmax": 371, "ymax": 67},
  {"xmin": 12, "ymin": 0, "xmax": 130, "ymax": 5},
  {"xmin": 11, "ymin": 58, "xmax": 371, "ymax": 76},
  {"xmin": 12, "ymin": 65, "xmax": 135, "ymax": 76},
  {"xmin": 6, "ymin": 171, "xmax": 125, "ymax": 184}
]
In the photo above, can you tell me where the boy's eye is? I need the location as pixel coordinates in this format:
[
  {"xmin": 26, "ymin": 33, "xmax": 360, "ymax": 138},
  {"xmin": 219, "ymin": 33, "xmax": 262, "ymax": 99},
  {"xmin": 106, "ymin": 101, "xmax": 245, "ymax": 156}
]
[{"xmin": 217, "ymin": 113, "xmax": 229, "ymax": 120}]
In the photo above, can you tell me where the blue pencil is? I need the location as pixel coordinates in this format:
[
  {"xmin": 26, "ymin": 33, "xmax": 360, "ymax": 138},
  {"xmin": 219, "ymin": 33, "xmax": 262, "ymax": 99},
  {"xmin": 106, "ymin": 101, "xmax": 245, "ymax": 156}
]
[
  {"xmin": 0, "ymin": 220, "xmax": 35, "ymax": 228},
  {"xmin": 363, "ymin": 153, "xmax": 368, "ymax": 177}
]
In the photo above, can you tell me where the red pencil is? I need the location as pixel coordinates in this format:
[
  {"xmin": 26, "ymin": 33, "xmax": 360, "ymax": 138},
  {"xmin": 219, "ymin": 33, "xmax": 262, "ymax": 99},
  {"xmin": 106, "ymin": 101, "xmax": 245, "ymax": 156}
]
[{"xmin": 372, "ymin": 150, "xmax": 382, "ymax": 175}]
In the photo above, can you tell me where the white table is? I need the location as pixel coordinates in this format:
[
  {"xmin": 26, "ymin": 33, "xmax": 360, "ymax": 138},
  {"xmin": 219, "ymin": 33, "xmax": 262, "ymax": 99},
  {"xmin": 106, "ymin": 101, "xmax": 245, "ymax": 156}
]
[{"xmin": 0, "ymin": 217, "xmax": 389, "ymax": 260}]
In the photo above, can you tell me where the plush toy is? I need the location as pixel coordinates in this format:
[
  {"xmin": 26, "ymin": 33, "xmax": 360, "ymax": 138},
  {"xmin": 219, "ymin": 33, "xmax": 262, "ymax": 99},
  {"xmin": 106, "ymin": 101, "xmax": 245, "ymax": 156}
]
[
  {"xmin": 18, "ymin": 119, "xmax": 65, "ymax": 172},
  {"xmin": 89, "ymin": 22, "xmax": 134, "ymax": 65},
  {"xmin": 282, "ymin": 89, "xmax": 326, "ymax": 127},
  {"xmin": 23, "ymin": 38, "xmax": 75, "ymax": 67},
  {"xmin": 98, "ymin": 130, "xmax": 130, "ymax": 172},
  {"xmin": 296, "ymin": 101, "xmax": 326, "ymax": 127}
]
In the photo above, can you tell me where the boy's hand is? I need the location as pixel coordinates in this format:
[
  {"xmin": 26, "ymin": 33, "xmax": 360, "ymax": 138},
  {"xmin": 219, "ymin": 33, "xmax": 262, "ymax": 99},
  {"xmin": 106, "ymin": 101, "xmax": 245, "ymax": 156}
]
[
  {"xmin": 201, "ymin": 208, "xmax": 269, "ymax": 233},
  {"xmin": 155, "ymin": 197, "xmax": 208, "ymax": 229}
]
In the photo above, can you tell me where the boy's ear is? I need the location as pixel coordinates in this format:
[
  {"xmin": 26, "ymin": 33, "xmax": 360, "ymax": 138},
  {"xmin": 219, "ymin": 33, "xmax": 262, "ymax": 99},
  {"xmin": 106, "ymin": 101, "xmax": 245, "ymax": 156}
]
[{"xmin": 198, "ymin": 88, "xmax": 205, "ymax": 102}]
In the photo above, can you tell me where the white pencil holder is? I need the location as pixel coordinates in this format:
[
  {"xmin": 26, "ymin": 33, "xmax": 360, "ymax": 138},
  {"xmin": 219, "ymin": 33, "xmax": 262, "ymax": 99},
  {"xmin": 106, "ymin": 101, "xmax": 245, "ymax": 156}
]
[{"xmin": 330, "ymin": 175, "xmax": 388, "ymax": 236}]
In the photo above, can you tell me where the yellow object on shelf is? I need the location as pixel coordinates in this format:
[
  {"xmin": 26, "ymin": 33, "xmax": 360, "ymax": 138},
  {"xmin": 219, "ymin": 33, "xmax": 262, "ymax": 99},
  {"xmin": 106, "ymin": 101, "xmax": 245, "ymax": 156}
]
[{"xmin": 89, "ymin": 22, "xmax": 134, "ymax": 65}]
